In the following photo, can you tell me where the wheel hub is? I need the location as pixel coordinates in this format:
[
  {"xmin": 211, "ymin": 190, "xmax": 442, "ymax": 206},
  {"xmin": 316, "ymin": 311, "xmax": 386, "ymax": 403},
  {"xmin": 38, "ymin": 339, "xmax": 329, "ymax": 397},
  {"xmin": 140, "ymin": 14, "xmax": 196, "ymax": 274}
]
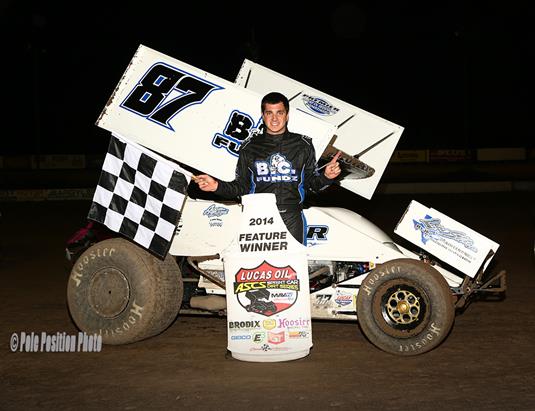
[
  {"xmin": 88, "ymin": 268, "xmax": 130, "ymax": 318},
  {"xmin": 386, "ymin": 289, "xmax": 420, "ymax": 325},
  {"xmin": 372, "ymin": 279, "xmax": 429, "ymax": 338},
  {"xmin": 397, "ymin": 300, "xmax": 410, "ymax": 314}
]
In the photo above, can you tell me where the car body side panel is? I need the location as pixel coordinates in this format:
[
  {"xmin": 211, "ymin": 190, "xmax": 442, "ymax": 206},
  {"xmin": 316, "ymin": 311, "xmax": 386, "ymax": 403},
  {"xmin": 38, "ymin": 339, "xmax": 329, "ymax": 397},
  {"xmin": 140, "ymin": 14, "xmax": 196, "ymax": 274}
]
[
  {"xmin": 304, "ymin": 207, "xmax": 405, "ymax": 263},
  {"xmin": 170, "ymin": 198, "xmax": 242, "ymax": 257},
  {"xmin": 171, "ymin": 199, "xmax": 464, "ymax": 295}
]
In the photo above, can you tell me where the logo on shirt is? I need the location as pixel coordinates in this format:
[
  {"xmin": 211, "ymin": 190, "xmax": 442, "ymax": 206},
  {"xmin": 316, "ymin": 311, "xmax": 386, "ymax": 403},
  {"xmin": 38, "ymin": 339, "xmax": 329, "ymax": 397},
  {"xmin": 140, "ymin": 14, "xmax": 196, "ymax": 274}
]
[{"xmin": 255, "ymin": 153, "xmax": 298, "ymax": 182}]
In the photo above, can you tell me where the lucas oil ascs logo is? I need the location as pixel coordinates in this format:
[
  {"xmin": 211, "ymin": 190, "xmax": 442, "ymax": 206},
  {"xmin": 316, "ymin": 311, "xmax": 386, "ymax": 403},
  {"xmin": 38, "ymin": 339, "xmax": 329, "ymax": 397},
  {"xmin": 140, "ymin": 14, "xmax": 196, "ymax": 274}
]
[{"xmin": 233, "ymin": 261, "xmax": 299, "ymax": 316}]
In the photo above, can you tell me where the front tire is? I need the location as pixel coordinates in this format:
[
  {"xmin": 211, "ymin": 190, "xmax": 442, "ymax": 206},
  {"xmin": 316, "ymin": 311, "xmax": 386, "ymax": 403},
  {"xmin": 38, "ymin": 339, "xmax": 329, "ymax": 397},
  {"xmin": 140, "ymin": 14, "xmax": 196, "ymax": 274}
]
[
  {"xmin": 67, "ymin": 238, "xmax": 183, "ymax": 345},
  {"xmin": 356, "ymin": 259, "xmax": 454, "ymax": 355}
]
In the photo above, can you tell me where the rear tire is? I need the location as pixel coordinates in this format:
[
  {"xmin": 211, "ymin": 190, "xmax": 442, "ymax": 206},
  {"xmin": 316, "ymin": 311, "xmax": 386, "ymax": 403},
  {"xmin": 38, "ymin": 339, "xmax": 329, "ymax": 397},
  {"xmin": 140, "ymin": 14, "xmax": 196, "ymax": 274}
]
[
  {"xmin": 356, "ymin": 259, "xmax": 454, "ymax": 355},
  {"xmin": 67, "ymin": 238, "xmax": 183, "ymax": 344}
]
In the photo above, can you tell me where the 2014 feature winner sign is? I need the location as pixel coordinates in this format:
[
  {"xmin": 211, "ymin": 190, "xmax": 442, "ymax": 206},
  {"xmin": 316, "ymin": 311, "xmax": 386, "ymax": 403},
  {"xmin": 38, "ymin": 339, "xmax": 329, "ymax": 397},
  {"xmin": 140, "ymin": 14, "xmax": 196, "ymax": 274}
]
[{"xmin": 223, "ymin": 193, "xmax": 312, "ymax": 362}]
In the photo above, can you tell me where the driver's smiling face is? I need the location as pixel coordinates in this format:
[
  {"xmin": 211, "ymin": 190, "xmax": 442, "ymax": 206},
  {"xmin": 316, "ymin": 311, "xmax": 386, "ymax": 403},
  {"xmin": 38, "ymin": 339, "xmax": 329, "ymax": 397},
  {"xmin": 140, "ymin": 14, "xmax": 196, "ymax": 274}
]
[{"xmin": 262, "ymin": 102, "xmax": 289, "ymax": 135}]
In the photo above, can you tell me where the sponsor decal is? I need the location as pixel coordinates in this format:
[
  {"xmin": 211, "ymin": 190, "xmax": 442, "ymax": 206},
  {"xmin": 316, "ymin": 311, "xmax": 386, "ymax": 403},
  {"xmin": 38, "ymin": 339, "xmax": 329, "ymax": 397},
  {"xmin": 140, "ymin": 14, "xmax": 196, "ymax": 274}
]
[
  {"xmin": 228, "ymin": 320, "xmax": 261, "ymax": 331},
  {"xmin": 233, "ymin": 261, "xmax": 300, "ymax": 316},
  {"xmin": 248, "ymin": 344, "xmax": 291, "ymax": 353},
  {"xmin": 212, "ymin": 110, "xmax": 261, "ymax": 157},
  {"xmin": 413, "ymin": 215, "xmax": 477, "ymax": 252},
  {"xmin": 121, "ymin": 62, "xmax": 222, "ymax": 130},
  {"xmin": 278, "ymin": 317, "xmax": 311, "ymax": 329},
  {"xmin": 203, "ymin": 204, "xmax": 229, "ymax": 218},
  {"xmin": 306, "ymin": 225, "xmax": 328, "ymax": 241},
  {"xmin": 252, "ymin": 332, "xmax": 266, "ymax": 343},
  {"xmin": 268, "ymin": 331, "xmax": 285, "ymax": 345},
  {"xmin": 302, "ymin": 94, "xmax": 340, "ymax": 116},
  {"xmin": 288, "ymin": 330, "xmax": 310, "ymax": 339},
  {"xmin": 335, "ymin": 290, "xmax": 353, "ymax": 307},
  {"xmin": 230, "ymin": 334, "xmax": 252, "ymax": 341},
  {"xmin": 203, "ymin": 204, "xmax": 229, "ymax": 227},
  {"xmin": 262, "ymin": 319, "xmax": 276, "ymax": 330},
  {"xmin": 255, "ymin": 153, "xmax": 298, "ymax": 183}
]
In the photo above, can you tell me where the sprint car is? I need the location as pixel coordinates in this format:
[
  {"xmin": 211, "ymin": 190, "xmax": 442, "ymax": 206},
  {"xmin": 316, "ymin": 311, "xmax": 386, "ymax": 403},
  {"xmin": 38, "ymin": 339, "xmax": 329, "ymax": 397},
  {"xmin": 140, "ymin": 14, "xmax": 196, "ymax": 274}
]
[
  {"xmin": 67, "ymin": 194, "xmax": 506, "ymax": 356},
  {"xmin": 66, "ymin": 46, "xmax": 506, "ymax": 356}
]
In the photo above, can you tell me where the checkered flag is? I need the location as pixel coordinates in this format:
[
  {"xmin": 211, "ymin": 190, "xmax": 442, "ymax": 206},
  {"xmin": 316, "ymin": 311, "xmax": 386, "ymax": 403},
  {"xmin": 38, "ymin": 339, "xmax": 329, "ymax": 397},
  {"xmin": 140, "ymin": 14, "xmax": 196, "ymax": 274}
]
[{"xmin": 88, "ymin": 133, "xmax": 191, "ymax": 258}]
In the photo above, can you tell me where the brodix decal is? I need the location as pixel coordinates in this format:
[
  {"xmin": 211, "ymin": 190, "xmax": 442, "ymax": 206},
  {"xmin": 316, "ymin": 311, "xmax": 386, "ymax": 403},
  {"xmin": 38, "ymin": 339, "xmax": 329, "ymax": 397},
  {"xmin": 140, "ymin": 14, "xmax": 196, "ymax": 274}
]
[{"xmin": 233, "ymin": 261, "xmax": 300, "ymax": 317}]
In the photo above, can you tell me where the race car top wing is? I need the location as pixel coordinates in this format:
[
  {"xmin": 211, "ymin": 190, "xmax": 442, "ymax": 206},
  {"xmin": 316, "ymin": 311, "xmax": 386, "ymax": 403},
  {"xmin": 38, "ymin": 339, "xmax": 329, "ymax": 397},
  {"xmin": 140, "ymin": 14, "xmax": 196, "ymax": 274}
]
[
  {"xmin": 96, "ymin": 45, "xmax": 336, "ymax": 182},
  {"xmin": 235, "ymin": 59, "xmax": 404, "ymax": 199}
]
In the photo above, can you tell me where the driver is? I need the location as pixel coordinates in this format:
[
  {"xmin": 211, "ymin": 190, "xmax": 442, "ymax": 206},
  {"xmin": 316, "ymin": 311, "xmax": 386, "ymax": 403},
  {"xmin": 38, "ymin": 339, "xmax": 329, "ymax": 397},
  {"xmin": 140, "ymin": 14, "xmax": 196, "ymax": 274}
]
[{"xmin": 193, "ymin": 92, "xmax": 341, "ymax": 244}]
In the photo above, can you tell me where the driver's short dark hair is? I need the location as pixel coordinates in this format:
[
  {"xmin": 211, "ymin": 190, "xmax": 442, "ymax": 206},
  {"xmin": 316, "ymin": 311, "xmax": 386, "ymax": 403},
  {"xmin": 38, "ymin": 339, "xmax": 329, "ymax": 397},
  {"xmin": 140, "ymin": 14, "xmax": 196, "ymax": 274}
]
[{"xmin": 261, "ymin": 92, "xmax": 289, "ymax": 113}]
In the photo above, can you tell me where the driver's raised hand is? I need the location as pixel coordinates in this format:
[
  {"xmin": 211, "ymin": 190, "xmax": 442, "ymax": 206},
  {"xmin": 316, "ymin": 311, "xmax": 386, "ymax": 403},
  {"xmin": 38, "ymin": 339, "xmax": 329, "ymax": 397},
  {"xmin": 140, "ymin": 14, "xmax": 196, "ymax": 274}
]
[{"xmin": 324, "ymin": 151, "xmax": 342, "ymax": 179}]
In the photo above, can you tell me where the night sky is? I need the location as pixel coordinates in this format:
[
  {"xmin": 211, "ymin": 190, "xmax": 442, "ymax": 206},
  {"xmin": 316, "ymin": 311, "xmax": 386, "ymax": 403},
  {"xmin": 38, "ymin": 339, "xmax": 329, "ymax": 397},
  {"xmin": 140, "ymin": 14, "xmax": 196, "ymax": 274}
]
[{"xmin": 2, "ymin": 1, "xmax": 533, "ymax": 155}]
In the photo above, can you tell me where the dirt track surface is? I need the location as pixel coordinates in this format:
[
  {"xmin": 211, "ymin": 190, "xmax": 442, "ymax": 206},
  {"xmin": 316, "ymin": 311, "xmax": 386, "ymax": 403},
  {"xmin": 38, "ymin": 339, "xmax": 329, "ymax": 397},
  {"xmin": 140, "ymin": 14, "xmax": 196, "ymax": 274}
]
[{"xmin": 1, "ymin": 191, "xmax": 534, "ymax": 410}]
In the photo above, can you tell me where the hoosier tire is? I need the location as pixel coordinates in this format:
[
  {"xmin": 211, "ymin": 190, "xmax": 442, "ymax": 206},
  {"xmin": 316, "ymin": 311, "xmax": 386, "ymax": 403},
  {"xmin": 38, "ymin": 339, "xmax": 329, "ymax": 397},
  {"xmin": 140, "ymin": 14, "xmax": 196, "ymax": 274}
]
[
  {"xmin": 67, "ymin": 238, "xmax": 183, "ymax": 345},
  {"xmin": 356, "ymin": 259, "xmax": 454, "ymax": 356}
]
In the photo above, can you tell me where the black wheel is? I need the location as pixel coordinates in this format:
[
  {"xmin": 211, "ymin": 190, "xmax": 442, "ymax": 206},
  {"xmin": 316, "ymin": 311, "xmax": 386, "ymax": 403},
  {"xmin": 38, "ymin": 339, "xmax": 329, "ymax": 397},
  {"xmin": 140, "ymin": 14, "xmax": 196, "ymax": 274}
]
[
  {"xmin": 67, "ymin": 238, "xmax": 183, "ymax": 345},
  {"xmin": 356, "ymin": 258, "xmax": 454, "ymax": 356}
]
